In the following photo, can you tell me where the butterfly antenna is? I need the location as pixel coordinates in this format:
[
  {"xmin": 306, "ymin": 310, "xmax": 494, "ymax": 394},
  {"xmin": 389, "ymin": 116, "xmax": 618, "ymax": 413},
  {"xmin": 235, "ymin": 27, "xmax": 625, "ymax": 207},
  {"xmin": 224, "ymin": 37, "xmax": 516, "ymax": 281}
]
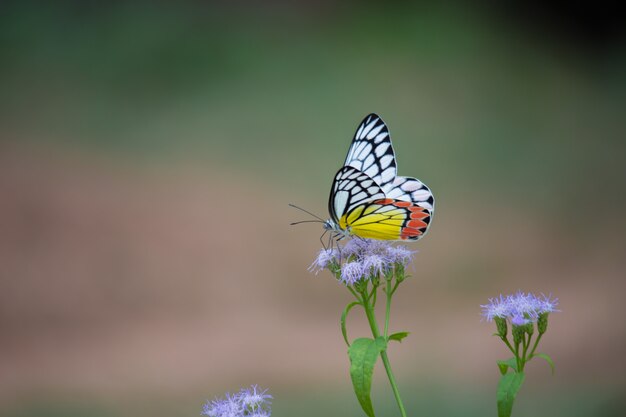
[
  {"xmin": 291, "ymin": 220, "xmax": 323, "ymax": 225},
  {"xmin": 288, "ymin": 203, "xmax": 325, "ymax": 221}
]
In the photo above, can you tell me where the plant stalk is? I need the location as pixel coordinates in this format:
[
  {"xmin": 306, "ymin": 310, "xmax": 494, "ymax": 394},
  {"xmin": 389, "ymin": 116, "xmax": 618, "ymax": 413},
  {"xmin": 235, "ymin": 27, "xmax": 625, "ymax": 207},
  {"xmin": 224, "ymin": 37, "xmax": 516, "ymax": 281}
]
[{"xmin": 361, "ymin": 287, "xmax": 407, "ymax": 417}]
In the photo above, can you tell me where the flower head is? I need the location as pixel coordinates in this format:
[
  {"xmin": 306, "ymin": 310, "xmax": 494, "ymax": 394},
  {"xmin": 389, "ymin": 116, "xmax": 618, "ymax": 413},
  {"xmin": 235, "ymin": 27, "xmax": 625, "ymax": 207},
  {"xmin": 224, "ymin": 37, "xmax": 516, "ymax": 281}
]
[
  {"xmin": 310, "ymin": 238, "xmax": 415, "ymax": 285},
  {"xmin": 481, "ymin": 294, "xmax": 510, "ymax": 321},
  {"xmin": 203, "ymin": 392, "xmax": 243, "ymax": 417},
  {"xmin": 202, "ymin": 386, "xmax": 272, "ymax": 417},
  {"xmin": 481, "ymin": 291, "xmax": 559, "ymax": 325},
  {"xmin": 239, "ymin": 385, "xmax": 272, "ymax": 410},
  {"xmin": 385, "ymin": 245, "xmax": 414, "ymax": 265},
  {"xmin": 341, "ymin": 260, "xmax": 367, "ymax": 285},
  {"xmin": 535, "ymin": 293, "xmax": 559, "ymax": 314},
  {"xmin": 309, "ymin": 248, "xmax": 340, "ymax": 273}
]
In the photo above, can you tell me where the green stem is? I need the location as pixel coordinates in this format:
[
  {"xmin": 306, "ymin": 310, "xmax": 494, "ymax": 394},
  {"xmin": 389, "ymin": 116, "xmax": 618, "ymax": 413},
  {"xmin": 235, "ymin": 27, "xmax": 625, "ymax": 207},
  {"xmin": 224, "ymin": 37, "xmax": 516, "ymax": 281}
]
[
  {"xmin": 380, "ymin": 352, "xmax": 404, "ymax": 416},
  {"xmin": 528, "ymin": 333, "xmax": 543, "ymax": 358},
  {"xmin": 347, "ymin": 285, "xmax": 360, "ymax": 301},
  {"xmin": 371, "ymin": 281, "xmax": 379, "ymax": 308},
  {"xmin": 520, "ymin": 333, "xmax": 531, "ymax": 372},
  {"xmin": 501, "ymin": 336, "xmax": 517, "ymax": 357},
  {"xmin": 513, "ymin": 338, "xmax": 521, "ymax": 372},
  {"xmin": 361, "ymin": 289, "xmax": 407, "ymax": 417},
  {"xmin": 390, "ymin": 280, "xmax": 400, "ymax": 296},
  {"xmin": 384, "ymin": 278, "xmax": 393, "ymax": 337}
]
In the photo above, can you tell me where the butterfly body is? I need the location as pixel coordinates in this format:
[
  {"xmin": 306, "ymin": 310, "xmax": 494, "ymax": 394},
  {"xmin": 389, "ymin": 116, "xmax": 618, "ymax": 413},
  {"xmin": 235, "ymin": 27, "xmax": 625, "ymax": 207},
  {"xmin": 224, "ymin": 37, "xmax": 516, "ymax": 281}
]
[{"xmin": 326, "ymin": 114, "xmax": 434, "ymax": 241}]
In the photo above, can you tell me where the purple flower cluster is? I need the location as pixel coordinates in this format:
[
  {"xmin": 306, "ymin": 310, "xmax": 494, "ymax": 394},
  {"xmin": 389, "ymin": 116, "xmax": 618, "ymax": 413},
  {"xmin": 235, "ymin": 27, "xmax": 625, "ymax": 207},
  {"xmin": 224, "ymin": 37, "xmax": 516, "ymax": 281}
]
[
  {"xmin": 481, "ymin": 292, "xmax": 559, "ymax": 325},
  {"xmin": 310, "ymin": 238, "xmax": 414, "ymax": 285},
  {"xmin": 202, "ymin": 385, "xmax": 272, "ymax": 417}
]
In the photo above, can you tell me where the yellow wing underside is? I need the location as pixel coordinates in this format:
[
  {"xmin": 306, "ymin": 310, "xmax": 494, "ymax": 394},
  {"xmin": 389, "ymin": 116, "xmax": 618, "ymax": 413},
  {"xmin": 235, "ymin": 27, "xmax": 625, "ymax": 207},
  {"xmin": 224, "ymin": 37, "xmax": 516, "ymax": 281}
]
[{"xmin": 339, "ymin": 203, "xmax": 406, "ymax": 240}]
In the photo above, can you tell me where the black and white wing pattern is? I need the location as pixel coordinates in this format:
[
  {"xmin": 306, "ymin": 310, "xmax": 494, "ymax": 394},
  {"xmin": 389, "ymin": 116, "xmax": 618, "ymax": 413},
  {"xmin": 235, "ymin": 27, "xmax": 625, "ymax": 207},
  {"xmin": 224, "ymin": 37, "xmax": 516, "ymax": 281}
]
[
  {"xmin": 343, "ymin": 114, "xmax": 396, "ymax": 192},
  {"xmin": 343, "ymin": 113, "xmax": 435, "ymax": 212},
  {"xmin": 386, "ymin": 176, "xmax": 434, "ymax": 211},
  {"xmin": 328, "ymin": 166, "xmax": 386, "ymax": 224}
]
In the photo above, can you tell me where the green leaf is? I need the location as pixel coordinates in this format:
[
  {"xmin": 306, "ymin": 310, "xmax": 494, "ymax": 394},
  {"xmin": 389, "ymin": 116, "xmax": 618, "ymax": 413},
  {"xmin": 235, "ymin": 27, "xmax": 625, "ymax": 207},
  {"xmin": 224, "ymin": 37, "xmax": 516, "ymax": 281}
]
[
  {"xmin": 497, "ymin": 358, "xmax": 518, "ymax": 375},
  {"xmin": 340, "ymin": 301, "xmax": 362, "ymax": 346},
  {"xmin": 531, "ymin": 353, "xmax": 555, "ymax": 374},
  {"xmin": 497, "ymin": 372, "xmax": 525, "ymax": 417},
  {"xmin": 348, "ymin": 337, "xmax": 387, "ymax": 417},
  {"xmin": 388, "ymin": 332, "xmax": 410, "ymax": 343}
]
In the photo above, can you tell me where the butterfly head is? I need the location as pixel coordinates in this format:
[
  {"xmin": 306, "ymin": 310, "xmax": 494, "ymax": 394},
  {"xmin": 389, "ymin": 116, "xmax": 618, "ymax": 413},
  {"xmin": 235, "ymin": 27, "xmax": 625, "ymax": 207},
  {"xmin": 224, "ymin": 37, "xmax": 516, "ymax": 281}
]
[
  {"xmin": 323, "ymin": 219, "xmax": 336, "ymax": 231},
  {"xmin": 323, "ymin": 219, "xmax": 350, "ymax": 238}
]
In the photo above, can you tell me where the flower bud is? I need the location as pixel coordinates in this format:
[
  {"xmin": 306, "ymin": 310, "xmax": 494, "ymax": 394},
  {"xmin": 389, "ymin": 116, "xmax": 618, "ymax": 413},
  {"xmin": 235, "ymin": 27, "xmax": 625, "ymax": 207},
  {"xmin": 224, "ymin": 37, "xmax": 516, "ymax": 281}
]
[
  {"xmin": 384, "ymin": 267, "xmax": 394, "ymax": 281},
  {"xmin": 524, "ymin": 321, "xmax": 534, "ymax": 336},
  {"xmin": 371, "ymin": 274, "xmax": 380, "ymax": 287},
  {"xmin": 353, "ymin": 279, "xmax": 368, "ymax": 293},
  {"xmin": 328, "ymin": 261, "xmax": 341, "ymax": 278},
  {"xmin": 394, "ymin": 263, "xmax": 406, "ymax": 282},
  {"xmin": 538, "ymin": 312, "xmax": 549, "ymax": 334},
  {"xmin": 494, "ymin": 316, "xmax": 507, "ymax": 338},
  {"xmin": 512, "ymin": 323, "xmax": 525, "ymax": 345}
]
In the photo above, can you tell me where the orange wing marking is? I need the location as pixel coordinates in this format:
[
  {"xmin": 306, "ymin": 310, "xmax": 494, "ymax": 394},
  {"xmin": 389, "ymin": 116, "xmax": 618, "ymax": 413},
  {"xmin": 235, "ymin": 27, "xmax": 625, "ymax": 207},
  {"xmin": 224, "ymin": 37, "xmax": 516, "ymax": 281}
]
[{"xmin": 400, "ymin": 204, "xmax": 430, "ymax": 240}]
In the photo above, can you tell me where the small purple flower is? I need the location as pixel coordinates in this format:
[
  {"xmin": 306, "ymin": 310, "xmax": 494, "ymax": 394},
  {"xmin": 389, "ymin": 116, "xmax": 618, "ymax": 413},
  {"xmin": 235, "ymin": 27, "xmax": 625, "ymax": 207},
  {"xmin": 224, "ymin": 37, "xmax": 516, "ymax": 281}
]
[
  {"xmin": 385, "ymin": 245, "xmax": 414, "ymax": 265},
  {"xmin": 341, "ymin": 261, "xmax": 366, "ymax": 285},
  {"xmin": 203, "ymin": 392, "xmax": 243, "ymax": 417},
  {"xmin": 202, "ymin": 386, "xmax": 272, "ymax": 417},
  {"xmin": 342, "ymin": 238, "xmax": 377, "ymax": 257},
  {"xmin": 508, "ymin": 291, "xmax": 540, "ymax": 321},
  {"xmin": 309, "ymin": 248, "xmax": 340, "ymax": 273},
  {"xmin": 511, "ymin": 315, "xmax": 529, "ymax": 326},
  {"xmin": 362, "ymin": 254, "xmax": 386, "ymax": 277},
  {"xmin": 310, "ymin": 238, "xmax": 415, "ymax": 284},
  {"xmin": 239, "ymin": 385, "xmax": 272, "ymax": 410},
  {"xmin": 481, "ymin": 291, "xmax": 559, "ymax": 325},
  {"xmin": 536, "ymin": 293, "xmax": 559, "ymax": 314},
  {"xmin": 481, "ymin": 294, "xmax": 510, "ymax": 321}
]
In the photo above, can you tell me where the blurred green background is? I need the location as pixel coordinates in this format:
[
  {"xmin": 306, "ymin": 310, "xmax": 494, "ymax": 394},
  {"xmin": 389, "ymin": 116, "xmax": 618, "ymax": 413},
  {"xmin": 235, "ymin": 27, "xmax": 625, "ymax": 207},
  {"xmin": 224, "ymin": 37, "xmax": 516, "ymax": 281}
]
[{"xmin": 1, "ymin": 1, "xmax": 624, "ymax": 416}]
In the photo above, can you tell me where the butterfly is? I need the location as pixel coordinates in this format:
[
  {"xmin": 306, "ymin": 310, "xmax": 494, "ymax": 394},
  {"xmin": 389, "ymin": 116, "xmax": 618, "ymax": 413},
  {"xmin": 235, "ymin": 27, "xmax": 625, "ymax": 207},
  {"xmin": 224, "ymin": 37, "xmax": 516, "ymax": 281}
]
[{"xmin": 322, "ymin": 113, "xmax": 434, "ymax": 241}]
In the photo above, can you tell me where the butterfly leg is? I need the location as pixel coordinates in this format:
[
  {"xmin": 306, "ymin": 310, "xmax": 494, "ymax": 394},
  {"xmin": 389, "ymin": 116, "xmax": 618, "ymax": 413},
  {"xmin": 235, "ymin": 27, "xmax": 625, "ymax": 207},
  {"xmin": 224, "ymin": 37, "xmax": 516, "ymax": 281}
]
[
  {"xmin": 326, "ymin": 231, "xmax": 335, "ymax": 254},
  {"xmin": 319, "ymin": 229, "xmax": 329, "ymax": 251},
  {"xmin": 331, "ymin": 232, "xmax": 346, "ymax": 262}
]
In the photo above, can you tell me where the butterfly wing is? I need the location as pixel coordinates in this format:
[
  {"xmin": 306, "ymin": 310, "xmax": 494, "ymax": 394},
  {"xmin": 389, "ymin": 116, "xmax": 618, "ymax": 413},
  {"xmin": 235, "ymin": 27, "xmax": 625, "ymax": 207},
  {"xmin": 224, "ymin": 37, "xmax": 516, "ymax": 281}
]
[
  {"xmin": 328, "ymin": 167, "xmax": 431, "ymax": 241},
  {"xmin": 344, "ymin": 113, "xmax": 435, "ymax": 212},
  {"xmin": 328, "ymin": 114, "xmax": 434, "ymax": 240},
  {"xmin": 386, "ymin": 176, "xmax": 435, "ymax": 211},
  {"xmin": 344, "ymin": 113, "xmax": 397, "ymax": 193},
  {"xmin": 328, "ymin": 166, "xmax": 386, "ymax": 224},
  {"xmin": 342, "ymin": 198, "xmax": 432, "ymax": 241}
]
